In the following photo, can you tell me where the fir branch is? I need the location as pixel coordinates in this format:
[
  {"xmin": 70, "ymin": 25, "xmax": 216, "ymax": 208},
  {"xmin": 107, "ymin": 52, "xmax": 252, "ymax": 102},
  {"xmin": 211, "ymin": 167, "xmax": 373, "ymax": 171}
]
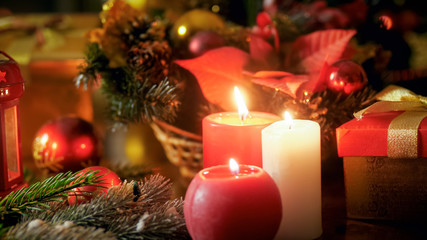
[
  {"xmin": 0, "ymin": 223, "xmax": 10, "ymax": 238},
  {"xmin": 10, "ymin": 175, "xmax": 190, "ymax": 240},
  {"xmin": 6, "ymin": 220, "xmax": 117, "ymax": 240},
  {"xmin": 138, "ymin": 172, "xmax": 173, "ymax": 206},
  {"xmin": 107, "ymin": 75, "xmax": 181, "ymax": 123},
  {"xmin": 77, "ymin": 43, "xmax": 181, "ymax": 123},
  {"xmin": 0, "ymin": 170, "xmax": 105, "ymax": 225},
  {"xmin": 75, "ymin": 43, "xmax": 109, "ymax": 90},
  {"xmin": 131, "ymin": 198, "xmax": 189, "ymax": 240}
]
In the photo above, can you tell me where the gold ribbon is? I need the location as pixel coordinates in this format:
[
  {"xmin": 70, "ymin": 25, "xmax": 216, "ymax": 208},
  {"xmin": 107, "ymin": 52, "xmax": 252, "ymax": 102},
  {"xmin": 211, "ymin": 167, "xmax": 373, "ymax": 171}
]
[{"xmin": 354, "ymin": 85, "xmax": 427, "ymax": 158}]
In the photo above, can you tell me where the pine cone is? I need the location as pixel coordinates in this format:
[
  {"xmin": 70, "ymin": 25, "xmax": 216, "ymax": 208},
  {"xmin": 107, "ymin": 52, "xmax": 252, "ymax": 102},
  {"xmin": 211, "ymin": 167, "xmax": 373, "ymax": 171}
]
[
  {"xmin": 127, "ymin": 41, "xmax": 172, "ymax": 83},
  {"xmin": 122, "ymin": 16, "xmax": 167, "ymax": 47}
]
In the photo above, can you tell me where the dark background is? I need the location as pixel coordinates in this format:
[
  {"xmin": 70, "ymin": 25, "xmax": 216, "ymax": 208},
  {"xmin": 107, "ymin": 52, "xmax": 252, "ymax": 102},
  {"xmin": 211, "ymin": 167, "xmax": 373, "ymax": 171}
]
[{"xmin": 0, "ymin": 0, "xmax": 103, "ymax": 13}]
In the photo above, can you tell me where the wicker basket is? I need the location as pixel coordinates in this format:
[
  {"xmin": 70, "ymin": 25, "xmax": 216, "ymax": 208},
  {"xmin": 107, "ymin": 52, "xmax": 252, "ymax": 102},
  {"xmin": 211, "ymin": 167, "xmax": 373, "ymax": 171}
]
[{"xmin": 150, "ymin": 120, "xmax": 203, "ymax": 181}]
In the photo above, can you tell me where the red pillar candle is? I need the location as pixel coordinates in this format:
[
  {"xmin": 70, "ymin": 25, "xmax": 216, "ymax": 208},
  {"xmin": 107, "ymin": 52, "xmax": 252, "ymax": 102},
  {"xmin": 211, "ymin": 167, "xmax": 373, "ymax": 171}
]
[
  {"xmin": 203, "ymin": 87, "xmax": 280, "ymax": 168},
  {"xmin": 184, "ymin": 159, "xmax": 282, "ymax": 240}
]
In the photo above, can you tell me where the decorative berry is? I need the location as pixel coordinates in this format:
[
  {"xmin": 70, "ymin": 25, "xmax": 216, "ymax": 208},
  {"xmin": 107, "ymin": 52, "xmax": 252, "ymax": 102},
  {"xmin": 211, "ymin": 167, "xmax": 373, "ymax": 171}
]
[
  {"xmin": 326, "ymin": 59, "xmax": 367, "ymax": 95},
  {"xmin": 189, "ymin": 31, "xmax": 225, "ymax": 57}
]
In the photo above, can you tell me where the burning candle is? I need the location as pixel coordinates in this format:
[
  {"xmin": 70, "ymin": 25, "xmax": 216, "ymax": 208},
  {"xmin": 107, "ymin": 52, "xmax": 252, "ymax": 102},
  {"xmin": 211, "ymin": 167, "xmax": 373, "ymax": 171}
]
[
  {"xmin": 262, "ymin": 112, "xmax": 322, "ymax": 240},
  {"xmin": 184, "ymin": 159, "xmax": 282, "ymax": 240},
  {"xmin": 203, "ymin": 87, "xmax": 280, "ymax": 168}
]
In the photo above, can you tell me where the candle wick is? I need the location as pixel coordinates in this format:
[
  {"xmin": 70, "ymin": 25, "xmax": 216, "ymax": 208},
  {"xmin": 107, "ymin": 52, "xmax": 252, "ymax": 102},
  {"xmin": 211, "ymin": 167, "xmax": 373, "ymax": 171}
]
[{"xmin": 239, "ymin": 113, "xmax": 249, "ymax": 124}]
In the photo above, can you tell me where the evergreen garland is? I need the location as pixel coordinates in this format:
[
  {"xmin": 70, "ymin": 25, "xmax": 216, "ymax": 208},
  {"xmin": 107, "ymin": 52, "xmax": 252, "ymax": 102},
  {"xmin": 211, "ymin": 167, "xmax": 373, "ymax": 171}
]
[
  {"xmin": 5, "ymin": 175, "xmax": 189, "ymax": 240},
  {"xmin": 7, "ymin": 221, "xmax": 117, "ymax": 240},
  {"xmin": 75, "ymin": 1, "xmax": 181, "ymax": 124},
  {"xmin": 0, "ymin": 170, "xmax": 104, "ymax": 227},
  {"xmin": 76, "ymin": 42, "xmax": 180, "ymax": 123}
]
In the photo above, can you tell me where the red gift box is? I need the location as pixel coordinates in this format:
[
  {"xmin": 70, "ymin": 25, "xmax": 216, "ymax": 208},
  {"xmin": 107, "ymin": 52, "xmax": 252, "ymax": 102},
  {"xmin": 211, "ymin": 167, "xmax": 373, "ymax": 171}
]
[
  {"xmin": 336, "ymin": 111, "xmax": 427, "ymax": 221},
  {"xmin": 337, "ymin": 111, "xmax": 427, "ymax": 157}
]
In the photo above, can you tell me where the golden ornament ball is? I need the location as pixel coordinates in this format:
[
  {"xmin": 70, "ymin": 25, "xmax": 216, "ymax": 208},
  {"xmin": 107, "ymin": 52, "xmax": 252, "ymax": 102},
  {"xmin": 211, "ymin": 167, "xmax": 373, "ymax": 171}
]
[{"xmin": 171, "ymin": 9, "xmax": 225, "ymax": 40}]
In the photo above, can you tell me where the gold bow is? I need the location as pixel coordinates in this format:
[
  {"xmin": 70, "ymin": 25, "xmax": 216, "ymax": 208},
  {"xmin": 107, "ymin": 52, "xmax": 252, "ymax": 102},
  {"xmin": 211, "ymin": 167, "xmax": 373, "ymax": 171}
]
[{"xmin": 354, "ymin": 85, "xmax": 427, "ymax": 158}]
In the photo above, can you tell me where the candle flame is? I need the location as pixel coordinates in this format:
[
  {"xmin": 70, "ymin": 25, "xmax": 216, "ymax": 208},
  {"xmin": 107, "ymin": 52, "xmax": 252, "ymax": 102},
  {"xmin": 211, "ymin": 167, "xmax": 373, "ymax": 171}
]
[
  {"xmin": 229, "ymin": 158, "xmax": 240, "ymax": 175},
  {"xmin": 234, "ymin": 86, "xmax": 249, "ymax": 121},
  {"xmin": 284, "ymin": 111, "xmax": 293, "ymax": 129}
]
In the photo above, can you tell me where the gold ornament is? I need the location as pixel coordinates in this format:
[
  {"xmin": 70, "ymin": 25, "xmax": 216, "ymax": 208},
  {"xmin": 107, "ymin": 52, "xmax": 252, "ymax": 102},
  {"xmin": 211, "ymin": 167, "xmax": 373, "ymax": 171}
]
[{"xmin": 171, "ymin": 9, "xmax": 225, "ymax": 40}]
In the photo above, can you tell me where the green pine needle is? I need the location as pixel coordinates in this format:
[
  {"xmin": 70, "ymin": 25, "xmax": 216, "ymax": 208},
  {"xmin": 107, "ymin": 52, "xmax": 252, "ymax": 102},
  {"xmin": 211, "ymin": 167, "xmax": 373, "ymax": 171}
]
[
  {"xmin": 0, "ymin": 170, "xmax": 105, "ymax": 224},
  {"xmin": 0, "ymin": 223, "xmax": 10, "ymax": 238},
  {"xmin": 76, "ymin": 43, "xmax": 181, "ymax": 124},
  {"xmin": 7, "ymin": 174, "xmax": 190, "ymax": 240}
]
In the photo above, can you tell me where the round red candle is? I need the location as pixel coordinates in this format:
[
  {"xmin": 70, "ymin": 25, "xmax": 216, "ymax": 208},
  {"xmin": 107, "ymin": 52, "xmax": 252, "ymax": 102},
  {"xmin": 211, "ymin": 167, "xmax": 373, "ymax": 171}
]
[
  {"xmin": 202, "ymin": 112, "xmax": 280, "ymax": 168},
  {"xmin": 184, "ymin": 161, "xmax": 282, "ymax": 240}
]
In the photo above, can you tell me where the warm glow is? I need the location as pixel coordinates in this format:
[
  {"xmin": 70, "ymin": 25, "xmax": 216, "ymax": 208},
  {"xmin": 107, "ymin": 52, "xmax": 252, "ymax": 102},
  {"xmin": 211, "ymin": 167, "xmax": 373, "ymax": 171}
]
[
  {"xmin": 126, "ymin": 0, "xmax": 146, "ymax": 10},
  {"xmin": 211, "ymin": 5, "xmax": 220, "ymax": 13},
  {"xmin": 41, "ymin": 133, "xmax": 49, "ymax": 145},
  {"xmin": 284, "ymin": 111, "xmax": 293, "ymax": 129},
  {"xmin": 178, "ymin": 25, "xmax": 187, "ymax": 36},
  {"xmin": 229, "ymin": 158, "xmax": 240, "ymax": 175},
  {"xmin": 125, "ymin": 135, "xmax": 145, "ymax": 164},
  {"xmin": 102, "ymin": 0, "xmax": 114, "ymax": 11},
  {"xmin": 234, "ymin": 86, "xmax": 249, "ymax": 121},
  {"xmin": 73, "ymin": 136, "xmax": 94, "ymax": 159},
  {"xmin": 379, "ymin": 15, "xmax": 393, "ymax": 30},
  {"xmin": 303, "ymin": 91, "xmax": 310, "ymax": 103},
  {"xmin": 51, "ymin": 142, "xmax": 57, "ymax": 150}
]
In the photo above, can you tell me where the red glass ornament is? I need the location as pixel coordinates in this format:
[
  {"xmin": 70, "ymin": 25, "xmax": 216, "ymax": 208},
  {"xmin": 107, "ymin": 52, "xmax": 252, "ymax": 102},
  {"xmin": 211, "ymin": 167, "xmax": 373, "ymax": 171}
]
[
  {"xmin": 32, "ymin": 116, "xmax": 100, "ymax": 173},
  {"xmin": 326, "ymin": 59, "xmax": 367, "ymax": 95},
  {"xmin": 0, "ymin": 51, "xmax": 27, "ymax": 197},
  {"xmin": 68, "ymin": 166, "xmax": 121, "ymax": 205},
  {"xmin": 189, "ymin": 31, "xmax": 225, "ymax": 57}
]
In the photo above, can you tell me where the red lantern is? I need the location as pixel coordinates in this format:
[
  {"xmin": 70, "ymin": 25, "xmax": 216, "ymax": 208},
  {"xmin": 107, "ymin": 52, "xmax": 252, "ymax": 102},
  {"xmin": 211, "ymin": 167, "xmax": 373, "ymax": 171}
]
[{"xmin": 0, "ymin": 51, "xmax": 26, "ymax": 197}]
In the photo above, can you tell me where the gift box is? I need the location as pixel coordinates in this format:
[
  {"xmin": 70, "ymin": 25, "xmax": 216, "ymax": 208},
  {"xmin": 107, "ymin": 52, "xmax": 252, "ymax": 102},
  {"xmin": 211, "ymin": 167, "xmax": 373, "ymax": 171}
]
[{"xmin": 336, "ymin": 86, "xmax": 427, "ymax": 221}]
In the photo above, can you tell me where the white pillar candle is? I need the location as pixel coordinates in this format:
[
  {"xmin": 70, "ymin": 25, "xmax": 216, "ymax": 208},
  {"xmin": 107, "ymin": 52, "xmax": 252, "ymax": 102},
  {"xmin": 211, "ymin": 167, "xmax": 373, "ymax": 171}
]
[{"xmin": 262, "ymin": 112, "xmax": 322, "ymax": 240}]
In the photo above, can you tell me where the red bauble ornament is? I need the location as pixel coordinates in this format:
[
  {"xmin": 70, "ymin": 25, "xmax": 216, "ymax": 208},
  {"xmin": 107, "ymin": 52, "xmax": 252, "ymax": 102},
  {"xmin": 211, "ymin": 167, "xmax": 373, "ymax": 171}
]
[
  {"xmin": 32, "ymin": 116, "xmax": 100, "ymax": 173},
  {"xmin": 68, "ymin": 166, "xmax": 121, "ymax": 205},
  {"xmin": 326, "ymin": 59, "xmax": 367, "ymax": 95},
  {"xmin": 189, "ymin": 31, "xmax": 225, "ymax": 57}
]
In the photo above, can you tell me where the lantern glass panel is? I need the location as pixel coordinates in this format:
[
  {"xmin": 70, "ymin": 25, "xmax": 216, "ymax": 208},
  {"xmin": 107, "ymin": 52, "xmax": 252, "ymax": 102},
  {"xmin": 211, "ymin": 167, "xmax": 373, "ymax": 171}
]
[{"xmin": 5, "ymin": 105, "xmax": 20, "ymax": 181}]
